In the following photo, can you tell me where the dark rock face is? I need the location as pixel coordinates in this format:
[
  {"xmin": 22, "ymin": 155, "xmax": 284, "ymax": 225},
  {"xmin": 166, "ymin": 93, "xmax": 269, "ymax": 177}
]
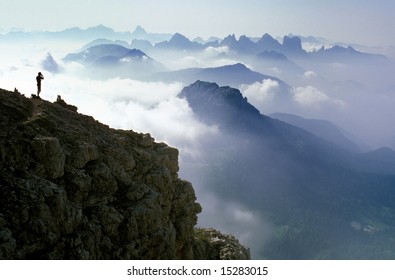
[
  {"xmin": 179, "ymin": 80, "xmax": 260, "ymax": 125},
  {"xmin": 0, "ymin": 88, "xmax": 248, "ymax": 260}
]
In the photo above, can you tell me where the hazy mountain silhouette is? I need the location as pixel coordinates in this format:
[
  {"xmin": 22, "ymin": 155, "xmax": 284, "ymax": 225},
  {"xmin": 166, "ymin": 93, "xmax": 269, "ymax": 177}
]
[
  {"xmin": 270, "ymin": 113, "xmax": 360, "ymax": 152},
  {"xmin": 282, "ymin": 35, "xmax": 306, "ymax": 56},
  {"xmin": 131, "ymin": 25, "xmax": 148, "ymax": 37},
  {"xmin": 79, "ymin": 39, "xmax": 131, "ymax": 51},
  {"xmin": 151, "ymin": 63, "xmax": 289, "ymax": 88},
  {"xmin": 64, "ymin": 44, "xmax": 144, "ymax": 64},
  {"xmin": 155, "ymin": 33, "xmax": 204, "ymax": 51},
  {"xmin": 257, "ymin": 33, "xmax": 283, "ymax": 52},
  {"xmin": 0, "ymin": 25, "xmax": 130, "ymax": 42},
  {"xmin": 63, "ymin": 44, "xmax": 165, "ymax": 78},
  {"xmin": 130, "ymin": 25, "xmax": 172, "ymax": 44},
  {"xmin": 180, "ymin": 80, "xmax": 395, "ymax": 259},
  {"xmin": 312, "ymin": 45, "xmax": 389, "ymax": 63},
  {"xmin": 0, "ymin": 24, "xmax": 173, "ymax": 44},
  {"xmin": 254, "ymin": 50, "xmax": 305, "ymax": 77},
  {"xmin": 220, "ymin": 35, "xmax": 257, "ymax": 53},
  {"xmin": 218, "ymin": 34, "xmax": 307, "ymax": 57},
  {"xmin": 130, "ymin": 39, "xmax": 154, "ymax": 52},
  {"xmin": 354, "ymin": 147, "xmax": 395, "ymax": 175}
]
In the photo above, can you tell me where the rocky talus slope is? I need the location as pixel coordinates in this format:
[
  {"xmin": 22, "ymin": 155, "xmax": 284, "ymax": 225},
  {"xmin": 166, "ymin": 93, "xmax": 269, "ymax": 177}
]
[{"xmin": 0, "ymin": 88, "xmax": 249, "ymax": 260}]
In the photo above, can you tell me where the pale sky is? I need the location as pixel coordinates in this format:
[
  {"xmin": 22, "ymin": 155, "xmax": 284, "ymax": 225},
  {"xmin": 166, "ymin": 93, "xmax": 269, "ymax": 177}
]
[{"xmin": 1, "ymin": 0, "xmax": 395, "ymax": 46}]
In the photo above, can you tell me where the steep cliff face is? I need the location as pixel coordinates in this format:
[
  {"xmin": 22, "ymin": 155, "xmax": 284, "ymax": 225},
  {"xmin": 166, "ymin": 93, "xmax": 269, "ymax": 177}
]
[{"xmin": 0, "ymin": 88, "xmax": 249, "ymax": 260}]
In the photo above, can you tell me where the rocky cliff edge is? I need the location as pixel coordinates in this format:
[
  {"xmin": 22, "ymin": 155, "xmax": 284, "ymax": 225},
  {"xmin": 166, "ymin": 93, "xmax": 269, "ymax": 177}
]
[{"xmin": 0, "ymin": 88, "xmax": 250, "ymax": 260}]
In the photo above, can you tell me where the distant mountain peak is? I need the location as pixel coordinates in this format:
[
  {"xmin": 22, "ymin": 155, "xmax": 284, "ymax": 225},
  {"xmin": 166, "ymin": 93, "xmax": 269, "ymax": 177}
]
[
  {"xmin": 188, "ymin": 80, "xmax": 220, "ymax": 91},
  {"xmin": 259, "ymin": 33, "xmax": 277, "ymax": 42},
  {"xmin": 221, "ymin": 34, "xmax": 238, "ymax": 46},
  {"xmin": 239, "ymin": 35, "xmax": 252, "ymax": 41},
  {"xmin": 86, "ymin": 24, "xmax": 115, "ymax": 33},
  {"xmin": 215, "ymin": 62, "xmax": 247, "ymax": 70},
  {"xmin": 282, "ymin": 35, "xmax": 303, "ymax": 53},
  {"xmin": 155, "ymin": 32, "xmax": 202, "ymax": 50},
  {"xmin": 257, "ymin": 33, "xmax": 282, "ymax": 51},
  {"xmin": 63, "ymin": 44, "xmax": 155, "ymax": 72},
  {"xmin": 327, "ymin": 45, "xmax": 358, "ymax": 53},
  {"xmin": 170, "ymin": 32, "xmax": 191, "ymax": 43},
  {"xmin": 132, "ymin": 25, "xmax": 148, "ymax": 36},
  {"xmin": 225, "ymin": 34, "xmax": 237, "ymax": 40},
  {"xmin": 122, "ymin": 48, "xmax": 150, "ymax": 59}
]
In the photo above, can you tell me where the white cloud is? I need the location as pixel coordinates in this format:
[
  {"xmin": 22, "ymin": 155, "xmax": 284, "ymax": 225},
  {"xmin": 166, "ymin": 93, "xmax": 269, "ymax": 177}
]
[
  {"xmin": 292, "ymin": 85, "xmax": 346, "ymax": 110},
  {"xmin": 168, "ymin": 55, "xmax": 204, "ymax": 70},
  {"xmin": 42, "ymin": 75, "xmax": 219, "ymax": 150},
  {"xmin": 303, "ymin": 71, "xmax": 317, "ymax": 79},
  {"xmin": 203, "ymin": 45, "xmax": 230, "ymax": 56},
  {"xmin": 240, "ymin": 79, "xmax": 281, "ymax": 112}
]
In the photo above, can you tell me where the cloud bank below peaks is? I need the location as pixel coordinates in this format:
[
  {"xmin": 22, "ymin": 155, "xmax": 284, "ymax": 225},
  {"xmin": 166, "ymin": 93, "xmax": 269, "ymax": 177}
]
[
  {"xmin": 240, "ymin": 79, "xmax": 347, "ymax": 116},
  {"xmin": 292, "ymin": 85, "xmax": 346, "ymax": 110},
  {"xmin": 43, "ymin": 75, "xmax": 219, "ymax": 150}
]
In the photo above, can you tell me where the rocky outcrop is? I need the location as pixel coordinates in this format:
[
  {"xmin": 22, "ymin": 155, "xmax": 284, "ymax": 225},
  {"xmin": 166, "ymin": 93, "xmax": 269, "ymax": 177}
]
[
  {"xmin": 0, "ymin": 88, "xmax": 249, "ymax": 260},
  {"xmin": 193, "ymin": 228, "xmax": 251, "ymax": 260}
]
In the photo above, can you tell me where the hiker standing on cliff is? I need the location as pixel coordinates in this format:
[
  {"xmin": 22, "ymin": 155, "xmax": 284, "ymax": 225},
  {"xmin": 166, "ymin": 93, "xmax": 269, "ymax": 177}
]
[{"xmin": 36, "ymin": 72, "xmax": 44, "ymax": 97}]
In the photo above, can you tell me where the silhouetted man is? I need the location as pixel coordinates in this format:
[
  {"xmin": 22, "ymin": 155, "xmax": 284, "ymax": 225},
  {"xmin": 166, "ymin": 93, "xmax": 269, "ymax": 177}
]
[{"xmin": 36, "ymin": 72, "xmax": 44, "ymax": 96}]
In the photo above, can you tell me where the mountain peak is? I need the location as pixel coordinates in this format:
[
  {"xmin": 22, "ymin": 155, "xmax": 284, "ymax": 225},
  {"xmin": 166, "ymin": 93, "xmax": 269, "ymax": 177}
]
[
  {"xmin": 261, "ymin": 33, "xmax": 275, "ymax": 40},
  {"xmin": 155, "ymin": 32, "xmax": 202, "ymax": 50},
  {"xmin": 86, "ymin": 24, "xmax": 114, "ymax": 33},
  {"xmin": 282, "ymin": 35, "xmax": 303, "ymax": 53},
  {"xmin": 257, "ymin": 33, "xmax": 282, "ymax": 51},
  {"xmin": 132, "ymin": 25, "xmax": 147, "ymax": 36},
  {"xmin": 170, "ymin": 32, "xmax": 191, "ymax": 43},
  {"xmin": 179, "ymin": 81, "xmax": 261, "ymax": 129},
  {"xmin": 239, "ymin": 35, "xmax": 252, "ymax": 42},
  {"xmin": 221, "ymin": 34, "xmax": 237, "ymax": 46}
]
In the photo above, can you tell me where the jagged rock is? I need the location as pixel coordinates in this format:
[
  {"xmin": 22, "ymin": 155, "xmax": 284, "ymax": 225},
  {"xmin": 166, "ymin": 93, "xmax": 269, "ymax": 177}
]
[
  {"xmin": 31, "ymin": 136, "xmax": 65, "ymax": 179},
  {"xmin": 138, "ymin": 133, "xmax": 155, "ymax": 148},
  {"xmin": 193, "ymin": 228, "xmax": 251, "ymax": 260},
  {"xmin": 0, "ymin": 88, "xmax": 249, "ymax": 260},
  {"xmin": 66, "ymin": 142, "xmax": 99, "ymax": 169},
  {"xmin": 54, "ymin": 95, "xmax": 78, "ymax": 112}
]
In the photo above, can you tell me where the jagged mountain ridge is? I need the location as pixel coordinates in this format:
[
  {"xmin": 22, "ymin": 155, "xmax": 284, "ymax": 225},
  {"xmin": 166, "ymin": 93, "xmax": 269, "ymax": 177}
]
[
  {"xmin": 59, "ymin": 28, "xmax": 391, "ymax": 93},
  {"xmin": 0, "ymin": 88, "xmax": 250, "ymax": 260},
  {"xmin": 4, "ymin": 24, "xmax": 389, "ymax": 67}
]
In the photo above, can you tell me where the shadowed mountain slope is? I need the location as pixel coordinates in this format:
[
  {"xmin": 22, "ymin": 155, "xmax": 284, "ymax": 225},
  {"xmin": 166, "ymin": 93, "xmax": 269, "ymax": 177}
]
[{"xmin": 179, "ymin": 81, "xmax": 395, "ymax": 259}]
